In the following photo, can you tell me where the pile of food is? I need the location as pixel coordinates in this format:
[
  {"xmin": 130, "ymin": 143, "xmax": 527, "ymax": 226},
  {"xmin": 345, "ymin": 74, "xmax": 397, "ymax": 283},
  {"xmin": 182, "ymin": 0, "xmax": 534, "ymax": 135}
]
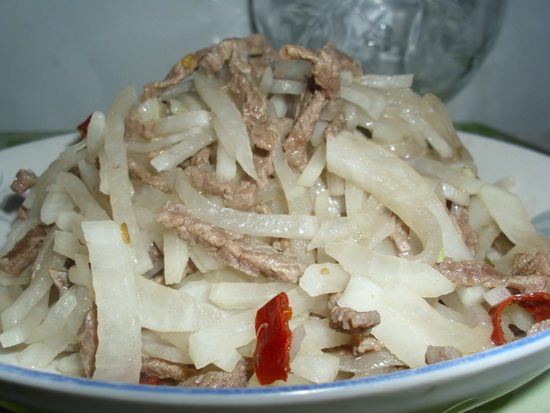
[{"xmin": 0, "ymin": 35, "xmax": 548, "ymax": 387}]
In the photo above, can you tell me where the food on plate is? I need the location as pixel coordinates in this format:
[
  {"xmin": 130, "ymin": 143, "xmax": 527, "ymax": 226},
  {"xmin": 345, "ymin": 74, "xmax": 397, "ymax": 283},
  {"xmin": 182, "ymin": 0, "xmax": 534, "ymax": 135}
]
[{"xmin": 0, "ymin": 35, "xmax": 549, "ymax": 387}]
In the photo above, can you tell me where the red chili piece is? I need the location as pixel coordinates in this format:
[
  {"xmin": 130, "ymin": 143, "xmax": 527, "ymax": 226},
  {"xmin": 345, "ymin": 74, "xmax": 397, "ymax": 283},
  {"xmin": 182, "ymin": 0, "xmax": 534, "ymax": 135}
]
[
  {"xmin": 77, "ymin": 113, "xmax": 93, "ymax": 139},
  {"xmin": 253, "ymin": 292, "xmax": 293, "ymax": 385},
  {"xmin": 489, "ymin": 292, "xmax": 550, "ymax": 345}
]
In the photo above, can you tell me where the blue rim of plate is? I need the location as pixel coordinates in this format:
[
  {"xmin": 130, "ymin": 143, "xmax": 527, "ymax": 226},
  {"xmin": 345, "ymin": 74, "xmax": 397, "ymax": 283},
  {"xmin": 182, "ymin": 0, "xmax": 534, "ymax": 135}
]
[{"xmin": 0, "ymin": 329, "xmax": 549, "ymax": 402}]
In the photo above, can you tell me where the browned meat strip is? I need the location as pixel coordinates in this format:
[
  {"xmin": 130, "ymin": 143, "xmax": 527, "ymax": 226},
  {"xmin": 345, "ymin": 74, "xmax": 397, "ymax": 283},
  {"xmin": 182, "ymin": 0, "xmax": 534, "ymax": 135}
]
[
  {"xmin": 10, "ymin": 169, "xmax": 37, "ymax": 194},
  {"xmin": 507, "ymin": 275, "xmax": 550, "ymax": 294},
  {"xmin": 141, "ymin": 35, "xmax": 270, "ymax": 100},
  {"xmin": 435, "ymin": 258, "xmax": 550, "ymax": 293},
  {"xmin": 511, "ymin": 251, "xmax": 550, "ymax": 276},
  {"xmin": 449, "ymin": 204, "xmax": 478, "ymax": 255},
  {"xmin": 141, "ymin": 357, "xmax": 197, "ymax": 382},
  {"xmin": 329, "ymin": 306, "xmax": 380, "ymax": 335},
  {"xmin": 434, "ymin": 258, "xmax": 507, "ymax": 287},
  {"xmin": 78, "ymin": 306, "xmax": 98, "ymax": 378},
  {"xmin": 185, "ymin": 163, "xmax": 257, "ymax": 211},
  {"xmin": 281, "ymin": 44, "xmax": 341, "ymax": 99},
  {"xmin": 390, "ymin": 218, "xmax": 414, "ymax": 257},
  {"xmin": 425, "ymin": 345, "xmax": 463, "ymax": 364},
  {"xmin": 124, "ymin": 108, "xmax": 156, "ymax": 140},
  {"xmin": 354, "ymin": 336, "xmax": 383, "ymax": 356},
  {"xmin": 321, "ymin": 43, "xmax": 363, "ymax": 77},
  {"xmin": 48, "ymin": 269, "xmax": 71, "ymax": 295},
  {"xmin": 283, "ymin": 90, "xmax": 327, "ymax": 170},
  {"xmin": 156, "ymin": 204, "xmax": 306, "ymax": 283},
  {"xmin": 322, "ymin": 112, "xmax": 347, "ymax": 141},
  {"xmin": 0, "ymin": 225, "xmax": 47, "ymax": 276},
  {"xmin": 128, "ymin": 157, "xmax": 169, "ymax": 192},
  {"xmin": 181, "ymin": 358, "xmax": 253, "ymax": 388}
]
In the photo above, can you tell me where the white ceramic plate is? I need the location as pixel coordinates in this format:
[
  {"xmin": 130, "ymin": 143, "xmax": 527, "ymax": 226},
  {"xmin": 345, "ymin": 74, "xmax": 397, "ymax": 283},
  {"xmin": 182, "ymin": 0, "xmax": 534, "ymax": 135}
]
[{"xmin": 0, "ymin": 133, "xmax": 549, "ymax": 413}]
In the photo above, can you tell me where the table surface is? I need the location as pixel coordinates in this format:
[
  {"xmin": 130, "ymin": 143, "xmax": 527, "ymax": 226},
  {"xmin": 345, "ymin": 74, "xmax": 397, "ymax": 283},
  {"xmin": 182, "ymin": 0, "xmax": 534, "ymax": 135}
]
[{"xmin": 0, "ymin": 130, "xmax": 548, "ymax": 413}]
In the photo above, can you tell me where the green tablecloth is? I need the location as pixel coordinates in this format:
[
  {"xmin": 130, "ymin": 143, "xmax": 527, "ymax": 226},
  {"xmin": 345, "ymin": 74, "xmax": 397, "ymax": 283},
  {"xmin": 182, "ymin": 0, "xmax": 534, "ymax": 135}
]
[{"xmin": 0, "ymin": 129, "xmax": 548, "ymax": 413}]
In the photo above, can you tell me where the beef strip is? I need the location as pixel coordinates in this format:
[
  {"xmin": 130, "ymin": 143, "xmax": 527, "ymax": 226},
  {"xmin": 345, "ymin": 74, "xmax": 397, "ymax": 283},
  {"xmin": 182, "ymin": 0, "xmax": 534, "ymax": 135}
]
[
  {"xmin": 180, "ymin": 358, "xmax": 253, "ymax": 388},
  {"xmin": 141, "ymin": 34, "xmax": 270, "ymax": 100},
  {"xmin": 124, "ymin": 109, "xmax": 156, "ymax": 140},
  {"xmin": 283, "ymin": 90, "xmax": 327, "ymax": 171},
  {"xmin": 227, "ymin": 53, "xmax": 292, "ymax": 187},
  {"xmin": 329, "ymin": 305, "xmax": 381, "ymax": 335},
  {"xmin": 425, "ymin": 345, "xmax": 463, "ymax": 364},
  {"xmin": 321, "ymin": 43, "xmax": 363, "ymax": 78},
  {"xmin": 128, "ymin": 157, "xmax": 169, "ymax": 192},
  {"xmin": 141, "ymin": 357, "xmax": 197, "ymax": 382},
  {"xmin": 511, "ymin": 251, "xmax": 550, "ymax": 276},
  {"xmin": 281, "ymin": 44, "xmax": 341, "ymax": 99},
  {"xmin": 48, "ymin": 269, "xmax": 71, "ymax": 295},
  {"xmin": 78, "ymin": 306, "xmax": 98, "ymax": 378},
  {"xmin": 184, "ymin": 146, "xmax": 258, "ymax": 210},
  {"xmin": 435, "ymin": 258, "xmax": 507, "ymax": 287},
  {"xmin": 0, "ymin": 225, "xmax": 47, "ymax": 276},
  {"xmin": 389, "ymin": 218, "xmax": 414, "ymax": 257},
  {"xmin": 10, "ymin": 169, "xmax": 37, "ymax": 194},
  {"xmin": 353, "ymin": 335, "xmax": 383, "ymax": 356},
  {"xmin": 435, "ymin": 258, "xmax": 550, "ymax": 294},
  {"xmin": 449, "ymin": 204, "xmax": 478, "ymax": 254},
  {"xmin": 322, "ymin": 112, "xmax": 347, "ymax": 141},
  {"xmin": 156, "ymin": 204, "xmax": 306, "ymax": 283}
]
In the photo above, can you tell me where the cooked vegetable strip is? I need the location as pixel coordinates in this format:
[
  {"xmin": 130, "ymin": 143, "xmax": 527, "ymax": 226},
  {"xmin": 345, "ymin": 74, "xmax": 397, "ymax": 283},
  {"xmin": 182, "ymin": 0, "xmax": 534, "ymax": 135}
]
[
  {"xmin": 82, "ymin": 220, "xmax": 141, "ymax": 383},
  {"xmin": 102, "ymin": 86, "xmax": 152, "ymax": 274},
  {"xmin": 175, "ymin": 171, "xmax": 318, "ymax": 240},
  {"xmin": 327, "ymin": 131, "xmax": 471, "ymax": 263},
  {"xmin": 194, "ymin": 72, "xmax": 259, "ymax": 181}
]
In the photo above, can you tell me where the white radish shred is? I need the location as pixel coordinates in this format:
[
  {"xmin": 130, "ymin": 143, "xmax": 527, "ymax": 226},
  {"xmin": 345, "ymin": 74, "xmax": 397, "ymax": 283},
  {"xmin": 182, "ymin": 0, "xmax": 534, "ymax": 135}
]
[{"xmin": 82, "ymin": 220, "xmax": 141, "ymax": 383}]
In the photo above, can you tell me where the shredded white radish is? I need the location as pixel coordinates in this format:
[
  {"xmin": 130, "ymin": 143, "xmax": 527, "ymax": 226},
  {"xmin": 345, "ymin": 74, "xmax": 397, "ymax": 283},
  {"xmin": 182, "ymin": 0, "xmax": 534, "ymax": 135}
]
[
  {"xmin": 82, "ymin": 220, "xmax": 142, "ymax": 383},
  {"xmin": 193, "ymin": 72, "xmax": 258, "ymax": 181},
  {"xmin": 175, "ymin": 171, "xmax": 318, "ymax": 239}
]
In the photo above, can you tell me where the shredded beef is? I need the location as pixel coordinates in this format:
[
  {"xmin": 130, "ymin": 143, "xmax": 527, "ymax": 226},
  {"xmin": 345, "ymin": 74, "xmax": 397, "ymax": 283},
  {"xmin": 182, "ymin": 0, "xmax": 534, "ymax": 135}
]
[
  {"xmin": 329, "ymin": 306, "xmax": 381, "ymax": 335},
  {"xmin": 322, "ymin": 112, "xmax": 347, "ymax": 141},
  {"xmin": 48, "ymin": 269, "xmax": 71, "ymax": 295},
  {"xmin": 141, "ymin": 34, "xmax": 270, "ymax": 100},
  {"xmin": 156, "ymin": 204, "xmax": 306, "ymax": 283},
  {"xmin": 124, "ymin": 109, "xmax": 156, "ymax": 140},
  {"xmin": 10, "ymin": 169, "xmax": 37, "ymax": 195},
  {"xmin": 390, "ymin": 218, "xmax": 414, "ymax": 257},
  {"xmin": 78, "ymin": 306, "xmax": 98, "ymax": 378},
  {"xmin": 0, "ymin": 225, "xmax": 48, "ymax": 276},
  {"xmin": 449, "ymin": 204, "xmax": 478, "ymax": 254},
  {"xmin": 321, "ymin": 43, "xmax": 363, "ymax": 77},
  {"xmin": 281, "ymin": 44, "xmax": 341, "ymax": 99},
  {"xmin": 435, "ymin": 257, "xmax": 550, "ymax": 293},
  {"xmin": 354, "ymin": 336, "xmax": 383, "ymax": 356},
  {"xmin": 141, "ymin": 357, "xmax": 197, "ymax": 382},
  {"xmin": 283, "ymin": 90, "xmax": 327, "ymax": 170},
  {"xmin": 180, "ymin": 358, "xmax": 253, "ymax": 388},
  {"xmin": 425, "ymin": 345, "xmax": 463, "ymax": 364},
  {"xmin": 128, "ymin": 158, "xmax": 169, "ymax": 192},
  {"xmin": 511, "ymin": 251, "xmax": 550, "ymax": 277},
  {"xmin": 184, "ymin": 146, "xmax": 258, "ymax": 210},
  {"xmin": 435, "ymin": 258, "xmax": 507, "ymax": 287}
]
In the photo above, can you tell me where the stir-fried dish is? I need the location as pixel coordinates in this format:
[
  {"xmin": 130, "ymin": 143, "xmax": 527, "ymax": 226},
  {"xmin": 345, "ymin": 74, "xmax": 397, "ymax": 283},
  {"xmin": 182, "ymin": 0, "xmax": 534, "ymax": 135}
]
[{"xmin": 0, "ymin": 35, "xmax": 549, "ymax": 387}]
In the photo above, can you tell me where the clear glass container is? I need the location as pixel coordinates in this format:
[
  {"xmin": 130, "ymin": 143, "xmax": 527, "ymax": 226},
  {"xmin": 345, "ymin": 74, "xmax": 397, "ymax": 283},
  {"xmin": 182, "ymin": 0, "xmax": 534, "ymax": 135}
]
[{"xmin": 251, "ymin": 0, "xmax": 506, "ymax": 100}]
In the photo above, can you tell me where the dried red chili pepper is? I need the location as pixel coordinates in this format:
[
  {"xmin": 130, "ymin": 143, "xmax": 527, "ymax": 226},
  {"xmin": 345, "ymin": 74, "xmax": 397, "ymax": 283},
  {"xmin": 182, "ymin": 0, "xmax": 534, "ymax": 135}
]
[
  {"xmin": 253, "ymin": 292, "xmax": 293, "ymax": 385},
  {"xmin": 489, "ymin": 292, "xmax": 550, "ymax": 345},
  {"xmin": 77, "ymin": 113, "xmax": 93, "ymax": 139}
]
